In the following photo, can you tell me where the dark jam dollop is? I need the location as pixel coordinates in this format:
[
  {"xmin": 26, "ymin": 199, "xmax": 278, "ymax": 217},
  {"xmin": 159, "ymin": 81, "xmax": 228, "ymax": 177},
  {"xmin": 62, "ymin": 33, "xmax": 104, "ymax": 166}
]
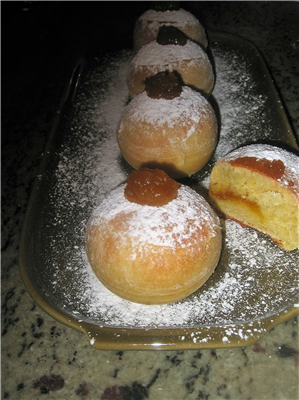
[
  {"xmin": 157, "ymin": 25, "xmax": 188, "ymax": 46},
  {"xmin": 151, "ymin": 1, "xmax": 180, "ymax": 11},
  {"xmin": 144, "ymin": 71, "xmax": 182, "ymax": 100},
  {"xmin": 229, "ymin": 157, "xmax": 285, "ymax": 181},
  {"xmin": 124, "ymin": 168, "xmax": 179, "ymax": 206}
]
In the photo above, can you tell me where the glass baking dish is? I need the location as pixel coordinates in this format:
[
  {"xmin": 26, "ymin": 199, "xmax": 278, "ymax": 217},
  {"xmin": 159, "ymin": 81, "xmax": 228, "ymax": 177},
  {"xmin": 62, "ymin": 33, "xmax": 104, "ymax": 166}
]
[{"xmin": 19, "ymin": 32, "xmax": 299, "ymax": 350}]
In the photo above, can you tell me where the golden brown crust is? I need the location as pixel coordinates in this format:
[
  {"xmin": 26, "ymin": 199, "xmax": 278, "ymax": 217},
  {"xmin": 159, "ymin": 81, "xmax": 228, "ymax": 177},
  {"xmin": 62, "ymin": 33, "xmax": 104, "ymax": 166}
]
[
  {"xmin": 86, "ymin": 220, "xmax": 222, "ymax": 304},
  {"xmin": 117, "ymin": 87, "xmax": 218, "ymax": 179},
  {"xmin": 86, "ymin": 184, "xmax": 222, "ymax": 304}
]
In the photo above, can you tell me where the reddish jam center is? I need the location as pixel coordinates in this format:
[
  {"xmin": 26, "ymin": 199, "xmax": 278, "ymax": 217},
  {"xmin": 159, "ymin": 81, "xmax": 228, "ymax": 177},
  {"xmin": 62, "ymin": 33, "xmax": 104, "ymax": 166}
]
[
  {"xmin": 144, "ymin": 71, "xmax": 182, "ymax": 100},
  {"xmin": 124, "ymin": 168, "xmax": 179, "ymax": 206},
  {"xmin": 156, "ymin": 25, "xmax": 188, "ymax": 46}
]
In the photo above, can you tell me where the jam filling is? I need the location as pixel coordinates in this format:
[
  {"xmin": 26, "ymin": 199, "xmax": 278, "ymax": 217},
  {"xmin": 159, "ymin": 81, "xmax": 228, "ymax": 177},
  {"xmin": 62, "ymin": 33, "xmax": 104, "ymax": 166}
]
[
  {"xmin": 156, "ymin": 25, "xmax": 188, "ymax": 46},
  {"xmin": 124, "ymin": 168, "xmax": 179, "ymax": 206},
  {"xmin": 210, "ymin": 189, "xmax": 263, "ymax": 220},
  {"xmin": 210, "ymin": 156, "xmax": 291, "ymax": 219},
  {"xmin": 144, "ymin": 71, "xmax": 182, "ymax": 100},
  {"xmin": 229, "ymin": 157, "xmax": 285, "ymax": 180},
  {"xmin": 151, "ymin": 1, "xmax": 180, "ymax": 12}
]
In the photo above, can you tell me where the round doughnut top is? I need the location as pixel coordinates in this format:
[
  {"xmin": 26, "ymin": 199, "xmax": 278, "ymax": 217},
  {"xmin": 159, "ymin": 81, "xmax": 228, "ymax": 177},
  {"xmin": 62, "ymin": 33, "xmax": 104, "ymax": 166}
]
[
  {"xmin": 131, "ymin": 39, "xmax": 209, "ymax": 67},
  {"xmin": 137, "ymin": 8, "xmax": 205, "ymax": 35},
  {"xmin": 221, "ymin": 144, "xmax": 299, "ymax": 198},
  {"xmin": 88, "ymin": 184, "xmax": 220, "ymax": 250},
  {"xmin": 119, "ymin": 86, "xmax": 212, "ymax": 141}
]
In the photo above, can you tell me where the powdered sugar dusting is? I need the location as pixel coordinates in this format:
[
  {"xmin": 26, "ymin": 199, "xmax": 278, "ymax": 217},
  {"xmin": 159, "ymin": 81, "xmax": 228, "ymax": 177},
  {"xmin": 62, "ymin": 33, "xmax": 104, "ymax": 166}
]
[
  {"xmin": 42, "ymin": 39, "xmax": 298, "ymax": 338},
  {"xmin": 50, "ymin": 219, "xmax": 298, "ymax": 329},
  {"xmin": 88, "ymin": 184, "xmax": 219, "ymax": 249},
  {"xmin": 212, "ymin": 52, "xmax": 268, "ymax": 158},
  {"xmin": 134, "ymin": 8, "xmax": 208, "ymax": 51},
  {"xmin": 132, "ymin": 40, "xmax": 209, "ymax": 67},
  {"xmin": 119, "ymin": 86, "xmax": 211, "ymax": 138},
  {"xmin": 199, "ymin": 43, "xmax": 295, "ymax": 189}
]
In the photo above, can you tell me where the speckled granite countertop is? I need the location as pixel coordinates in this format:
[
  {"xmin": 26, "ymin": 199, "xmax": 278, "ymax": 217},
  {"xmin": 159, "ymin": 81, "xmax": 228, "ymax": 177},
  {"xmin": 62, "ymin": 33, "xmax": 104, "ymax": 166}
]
[{"xmin": 2, "ymin": 2, "xmax": 299, "ymax": 399}]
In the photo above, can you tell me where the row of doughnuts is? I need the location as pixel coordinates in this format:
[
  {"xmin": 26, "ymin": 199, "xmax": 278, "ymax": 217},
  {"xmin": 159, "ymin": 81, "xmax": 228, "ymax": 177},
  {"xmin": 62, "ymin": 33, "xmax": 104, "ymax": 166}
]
[
  {"xmin": 86, "ymin": 3, "xmax": 223, "ymax": 305},
  {"xmin": 117, "ymin": 2, "xmax": 217, "ymax": 179},
  {"xmin": 86, "ymin": 3, "xmax": 299, "ymax": 306},
  {"xmin": 117, "ymin": 1, "xmax": 298, "ymax": 252}
]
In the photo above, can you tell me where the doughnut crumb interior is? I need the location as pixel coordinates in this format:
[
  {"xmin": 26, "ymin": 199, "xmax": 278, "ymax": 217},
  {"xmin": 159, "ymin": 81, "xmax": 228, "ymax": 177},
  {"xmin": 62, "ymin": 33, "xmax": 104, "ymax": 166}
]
[{"xmin": 209, "ymin": 144, "xmax": 299, "ymax": 251}]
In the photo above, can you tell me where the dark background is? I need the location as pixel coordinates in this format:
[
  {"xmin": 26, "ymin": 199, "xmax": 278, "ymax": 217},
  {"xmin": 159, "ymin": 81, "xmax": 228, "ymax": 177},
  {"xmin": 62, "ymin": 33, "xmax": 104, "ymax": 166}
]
[
  {"xmin": 2, "ymin": 1, "xmax": 150, "ymax": 145},
  {"xmin": 2, "ymin": 1, "xmax": 299, "ymax": 149}
]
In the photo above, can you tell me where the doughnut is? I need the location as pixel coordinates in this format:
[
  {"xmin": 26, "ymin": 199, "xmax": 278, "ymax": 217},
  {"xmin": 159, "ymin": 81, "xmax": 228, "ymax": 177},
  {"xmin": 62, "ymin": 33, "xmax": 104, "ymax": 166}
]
[
  {"xmin": 128, "ymin": 26, "xmax": 214, "ymax": 98},
  {"xmin": 133, "ymin": 7, "xmax": 208, "ymax": 51},
  {"xmin": 209, "ymin": 144, "xmax": 299, "ymax": 250},
  {"xmin": 86, "ymin": 168, "xmax": 222, "ymax": 305},
  {"xmin": 118, "ymin": 71, "xmax": 218, "ymax": 179}
]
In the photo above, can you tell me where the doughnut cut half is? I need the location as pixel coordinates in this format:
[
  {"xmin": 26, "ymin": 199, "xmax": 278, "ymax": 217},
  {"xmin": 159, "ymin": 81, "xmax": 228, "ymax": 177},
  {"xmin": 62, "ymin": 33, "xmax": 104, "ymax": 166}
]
[{"xmin": 209, "ymin": 144, "xmax": 299, "ymax": 250}]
